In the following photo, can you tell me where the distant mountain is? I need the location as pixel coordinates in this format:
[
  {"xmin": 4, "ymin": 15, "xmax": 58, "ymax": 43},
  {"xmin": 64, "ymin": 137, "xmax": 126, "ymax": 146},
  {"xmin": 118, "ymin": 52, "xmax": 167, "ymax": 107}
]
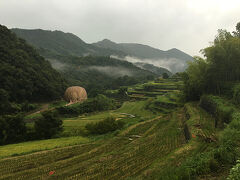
[
  {"xmin": 11, "ymin": 29, "xmax": 126, "ymax": 57},
  {"xmin": 134, "ymin": 62, "xmax": 172, "ymax": 76},
  {"xmin": 12, "ymin": 28, "xmax": 193, "ymax": 73},
  {"xmin": 93, "ymin": 39, "xmax": 193, "ymax": 73},
  {"xmin": 0, "ymin": 25, "xmax": 68, "ymax": 105},
  {"xmin": 11, "ymin": 28, "xmax": 158, "ymax": 95}
]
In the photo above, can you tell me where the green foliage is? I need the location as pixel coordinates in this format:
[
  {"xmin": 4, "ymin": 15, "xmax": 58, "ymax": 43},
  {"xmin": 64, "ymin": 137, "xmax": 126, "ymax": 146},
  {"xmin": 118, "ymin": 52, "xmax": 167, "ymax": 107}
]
[
  {"xmin": 134, "ymin": 62, "xmax": 172, "ymax": 76},
  {"xmin": 215, "ymin": 112, "xmax": 240, "ymax": 164},
  {"xmin": 200, "ymin": 95, "xmax": 235, "ymax": 126},
  {"xmin": 85, "ymin": 116, "xmax": 125, "ymax": 134},
  {"xmin": 183, "ymin": 22, "xmax": 240, "ymax": 100},
  {"xmin": 199, "ymin": 97, "xmax": 240, "ymax": 173},
  {"xmin": 162, "ymin": 72, "xmax": 169, "ymax": 79},
  {"xmin": 0, "ymin": 114, "xmax": 26, "ymax": 145},
  {"xmin": 57, "ymin": 95, "xmax": 116, "ymax": 117},
  {"xmin": 0, "ymin": 25, "xmax": 68, "ymax": 109},
  {"xmin": 182, "ymin": 56, "xmax": 208, "ymax": 101},
  {"xmin": 228, "ymin": 160, "xmax": 240, "ymax": 180},
  {"xmin": 46, "ymin": 56, "xmax": 155, "ymax": 95},
  {"xmin": 12, "ymin": 28, "xmax": 126, "ymax": 57},
  {"xmin": 34, "ymin": 111, "xmax": 63, "ymax": 139}
]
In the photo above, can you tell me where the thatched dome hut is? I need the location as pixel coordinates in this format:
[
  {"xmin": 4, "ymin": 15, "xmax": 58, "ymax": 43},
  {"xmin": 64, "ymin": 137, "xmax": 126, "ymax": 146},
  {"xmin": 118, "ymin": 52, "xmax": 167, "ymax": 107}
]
[{"xmin": 64, "ymin": 86, "xmax": 87, "ymax": 104}]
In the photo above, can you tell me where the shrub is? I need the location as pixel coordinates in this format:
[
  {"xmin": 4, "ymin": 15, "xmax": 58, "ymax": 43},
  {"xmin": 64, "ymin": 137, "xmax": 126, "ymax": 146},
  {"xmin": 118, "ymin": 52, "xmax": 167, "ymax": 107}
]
[
  {"xmin": 0, "ymin": 114, "xmax": 26, "ymax": 145},
  {"xmin": 34, "ymin": 111, "xmax": 63, "ymax": 139},
  {"xmin": 215, "ymin": 113, "xmax": 240, "ymax": 164},
  {"xmin": 85, "ymin": 117, "xmax": 125, "ymax": 135},
  {"xmin": 200, "ymin": 95, "xmax": 235, "ymax": 126},
  {"xmin": 199, "ymin": 95, "xmax": 217, "ymax": 115},
  {"xmin": 57, "ymin": 94, "xmax": 116, "ymax": 117},
  {"xmin": 228, "ymin": 160, "xmax": 240, "ymax": 180}
]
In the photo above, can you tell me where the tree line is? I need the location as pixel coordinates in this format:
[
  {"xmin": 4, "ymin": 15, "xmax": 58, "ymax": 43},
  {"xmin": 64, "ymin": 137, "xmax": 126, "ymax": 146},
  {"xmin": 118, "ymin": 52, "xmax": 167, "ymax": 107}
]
[{"xmin": 182, "ymin": 22, "xmax": 240, "ymax": 101}]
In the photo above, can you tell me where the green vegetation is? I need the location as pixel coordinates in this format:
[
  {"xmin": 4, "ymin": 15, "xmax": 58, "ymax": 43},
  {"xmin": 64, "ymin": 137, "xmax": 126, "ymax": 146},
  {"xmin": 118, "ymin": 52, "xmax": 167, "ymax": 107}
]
[
  {"xmin": 0, "ymin": 136, "xmax": 89, "ymax": 159},
  {"xmin": 0, "ymin": 25, "xmax": 68, "ymax": 115},
  {"xmin": 47, "ymin": 55, "xmax": 156, "ymax": 97},
  {"xmin": 228, "ymin": 160, "xmax": 240, "ymax": 180},
  {"xmin": 0, "ymin": 77, "xmax": 187, "ymax": 179},
  {"xmin": 1, "ymin": 22, "xmax": 240, "ymax": 179},
  {"xmin": 56, "ymin": 94, "xmax": 117, "ymax": 117},
  {"xmin": 179, "ymin": 22, "xmax": 240, "ymax": 179},
  {"xmin": 134, "ymin": 62, "xmax": 172, "ymax": 76},
  {"xmin": 85, "ymin": 116, "xmax": 125, "ymax": 134},
  {"xmin": 34, "ymin": 111, "xmax": 63, "ymax": 139},
  {"xmin": 182, "ymin": 23, "xmax": 240, "ymax": 101},
  {"xmin": 0, "ymin": 114, "xmax": 26, "ymax": 145},
  {"xmin": 11, "ymin": 28, "xmax": 126, "ymax": 57}
]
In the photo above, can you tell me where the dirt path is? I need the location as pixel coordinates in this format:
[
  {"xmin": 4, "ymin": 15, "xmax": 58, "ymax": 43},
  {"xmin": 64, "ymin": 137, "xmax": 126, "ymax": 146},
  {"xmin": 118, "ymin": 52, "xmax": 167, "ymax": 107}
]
[{"xmin": 30, "ymin": 103, "xmax": 52, "ymax": 115}]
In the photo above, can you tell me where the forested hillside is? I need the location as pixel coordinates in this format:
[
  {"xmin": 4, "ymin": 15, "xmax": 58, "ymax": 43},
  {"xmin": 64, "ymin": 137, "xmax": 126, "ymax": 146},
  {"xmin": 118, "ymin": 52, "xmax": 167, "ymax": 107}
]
[
  {"xmin": 11, "ymin": 28, "xmax": 193, "ymax": 73},
  {"xmin": 93, "ymin": 39, "xmax": 193, "ymax": 72},
  {"xmin": 134, "ymin": 62, "xmax": 172, "ymax": 76},
  {"xmin": 0, "ymin": 25, "xmax": 68, "ymax": 114},
  {"xmin": 47, "ymin": 55, "xmax": 156, "ymax": 96},
  {"xmin": 11, "ymin": 28, "xmax": 126, "ymax": 57}
]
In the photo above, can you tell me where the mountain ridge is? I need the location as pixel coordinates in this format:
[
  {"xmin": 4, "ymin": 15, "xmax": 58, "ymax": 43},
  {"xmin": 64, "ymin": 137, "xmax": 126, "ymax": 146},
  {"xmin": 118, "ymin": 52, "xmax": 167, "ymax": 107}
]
[{"xmin": 12, "ymin": 28, "xmax": 193, "ymax": 73}]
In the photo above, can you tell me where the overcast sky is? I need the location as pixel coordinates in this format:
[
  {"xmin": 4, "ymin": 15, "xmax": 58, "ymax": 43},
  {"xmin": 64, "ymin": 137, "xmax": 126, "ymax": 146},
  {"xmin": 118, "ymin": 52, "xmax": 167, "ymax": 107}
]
[{"xmin": 0, "ymin": 0, "xmax": 240, "ymax": 56}]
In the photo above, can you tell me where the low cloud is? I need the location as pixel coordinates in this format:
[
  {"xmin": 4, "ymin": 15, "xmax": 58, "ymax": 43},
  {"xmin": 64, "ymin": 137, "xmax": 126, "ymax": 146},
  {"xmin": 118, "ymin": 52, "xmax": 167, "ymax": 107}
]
[
  {"xmin": 48, "ymin": 59, "xmax": 67, "ymax": 70},
  {"xmin": 111, "ymin": 55, "xmax": 187, "ymax": 73},
  {"xmin": 88, "ymin": 66, "xmax": 133, "ymax": 77}
]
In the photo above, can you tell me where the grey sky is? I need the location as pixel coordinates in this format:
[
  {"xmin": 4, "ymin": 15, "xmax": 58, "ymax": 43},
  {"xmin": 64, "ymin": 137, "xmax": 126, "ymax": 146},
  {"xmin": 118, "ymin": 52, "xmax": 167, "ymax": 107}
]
[{"xmin": 1, "ymin": 0, "xmax": 240, "ymax": 56}]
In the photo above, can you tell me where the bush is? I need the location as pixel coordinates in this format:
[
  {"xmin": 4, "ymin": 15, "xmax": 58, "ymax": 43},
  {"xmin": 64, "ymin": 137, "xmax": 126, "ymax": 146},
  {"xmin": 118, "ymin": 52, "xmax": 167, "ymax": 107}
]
[
  {"xmin": 34, "ymin": 111, "xmax": 63, "ymax": 139},
  {"xmin": 228, "ymin": 160, "xmax": 240, "ymax": 180},
  {"xmin": 0, "ymin": 114, "xmax": 26, "ymax": 145},
  {"xmin": 215, "ymin": 113, "xmax": 240, "ymax": 164},
  {"xmin": 85, "ymin": 117, "xmax": 125, "ymax": 135},
  {"xmin": 57, "ymin": 94, "xmax": 116, "ymax": 117},
  {"xmin": 200, "ymin": 95, "xmax": 235, "ymax": 126}
]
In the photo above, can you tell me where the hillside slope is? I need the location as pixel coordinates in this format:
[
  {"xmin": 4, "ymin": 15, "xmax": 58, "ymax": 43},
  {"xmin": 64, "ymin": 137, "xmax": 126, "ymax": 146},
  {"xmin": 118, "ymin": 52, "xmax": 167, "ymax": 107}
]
[
  {"xmin": 47, "ymin": 55, "xmax": 156, "ymax": 93},
  {"xmin": 93, "ymin": 39, "xmax": 193, "ymax": 73},
  {"xmin": 134, "ymin": 62, "xmax": 172, "ymax": 76},
  {"xmin": 11, "ymin": 28, "xmax": 126, "ymax": 57},
  {"xmin": 0, "ymin": 25, "xmax": 68, "ymax": 105},
  {"xmin": 11, "ymin": 28, "xmax": 192, "ymax": 73}
]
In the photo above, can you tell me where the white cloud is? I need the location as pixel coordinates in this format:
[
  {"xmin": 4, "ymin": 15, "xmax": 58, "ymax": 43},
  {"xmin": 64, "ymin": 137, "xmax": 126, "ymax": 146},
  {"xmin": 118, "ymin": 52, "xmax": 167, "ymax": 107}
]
[{"xmin": 0, "ymin": 0, "xmax": 239, "ymax": 56}]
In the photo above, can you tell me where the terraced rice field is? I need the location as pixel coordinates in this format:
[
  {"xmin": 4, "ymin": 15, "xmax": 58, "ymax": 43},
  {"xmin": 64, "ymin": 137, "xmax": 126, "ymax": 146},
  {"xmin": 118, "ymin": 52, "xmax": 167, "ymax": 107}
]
[
  {"xmin": 1, "ymin": 78, "xmax": 198, "ymax": 179},
  {"xmin": 0, "ymin": 110, "xmax": 186, "ymax": 179}
]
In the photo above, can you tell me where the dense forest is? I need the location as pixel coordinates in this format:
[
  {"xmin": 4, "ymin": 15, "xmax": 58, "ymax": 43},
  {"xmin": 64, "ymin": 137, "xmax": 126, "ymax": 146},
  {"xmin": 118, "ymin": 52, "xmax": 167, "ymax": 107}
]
[
  {"xmin": 0, "ymin": 25, "xmax": 68, "ymax": 115},
  {"xmin": 11, "ymin": 28, "xmax": 126, "ymax": 57},
  {"xmin": 182, "ymin": 22, "xmax": 240, "ymax": 101}
]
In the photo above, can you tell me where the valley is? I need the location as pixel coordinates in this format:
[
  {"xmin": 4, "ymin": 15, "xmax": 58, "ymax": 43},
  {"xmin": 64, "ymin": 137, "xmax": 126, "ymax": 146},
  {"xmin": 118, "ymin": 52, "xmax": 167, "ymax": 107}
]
[
  {"xmin": 1, "ymin": 19, "xmax": 240, "ymax": 180},
  {"xmin": 0, "ymin": 77, "xmax": 230, "ymax": 179}
]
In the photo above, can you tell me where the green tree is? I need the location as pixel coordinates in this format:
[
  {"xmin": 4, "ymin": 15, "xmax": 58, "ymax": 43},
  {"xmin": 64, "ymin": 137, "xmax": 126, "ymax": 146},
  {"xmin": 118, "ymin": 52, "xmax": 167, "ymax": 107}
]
[
  {"xmin": 183, "ymin": 22, "xmax": 240, "ymax": 100},
  {"xmin": 34, "ymin": 111, "xmax": 63, "ymax": 139},
  {"xmin": 0, "ymin": 114, "xmax": 26, "ymax": 145},
  {"xmin": 233, "ymin": 22, "xmax": 240, "ymax": 37},
  {"xmin": 183, "ymin": 57, "xmax": 208, "ymax": 101},
  {"xmin": 162, "ymin": 73, "xmax": 169, "ymax": 79}
]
